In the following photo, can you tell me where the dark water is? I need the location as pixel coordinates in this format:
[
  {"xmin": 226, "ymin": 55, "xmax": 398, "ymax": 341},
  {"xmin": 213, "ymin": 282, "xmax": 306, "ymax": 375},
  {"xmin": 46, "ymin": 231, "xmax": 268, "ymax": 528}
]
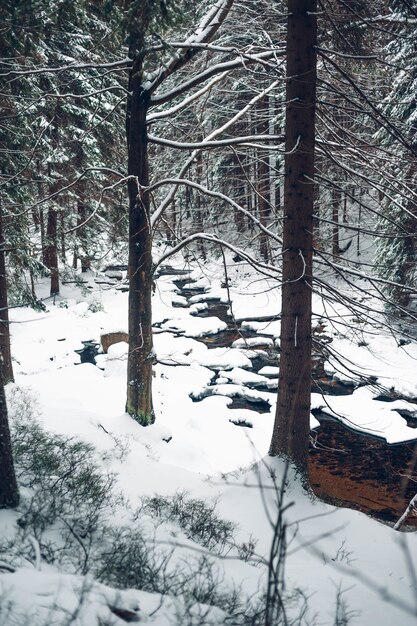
[
  {"xmin": 309, "ymin": 413, "xmax": 417, "ymax": 527},
  {"xmin": 228, "ymin": 396, "xmax": 271, "ymax": 413}
]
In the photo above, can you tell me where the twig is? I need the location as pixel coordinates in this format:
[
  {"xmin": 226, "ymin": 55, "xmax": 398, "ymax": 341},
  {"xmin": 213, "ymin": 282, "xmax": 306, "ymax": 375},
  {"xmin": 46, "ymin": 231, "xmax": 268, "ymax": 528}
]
[{"xmin": 394, "ymin": 493, "xmax": 417, "ymax": 531}]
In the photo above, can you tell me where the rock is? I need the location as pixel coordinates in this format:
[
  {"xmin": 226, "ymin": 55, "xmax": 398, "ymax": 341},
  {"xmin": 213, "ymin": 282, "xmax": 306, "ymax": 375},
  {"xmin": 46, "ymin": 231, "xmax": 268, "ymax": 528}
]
[
  {"xmin": 101, "ymin": 331, "xmax": 128, "ymax": 353},
  {"xmin": 105, "ymin": 271, "xmax": 123, "ymax": 280},
  {"xmin": 108, "ymin": 605, "xmax": 140, "ymax": 622}
]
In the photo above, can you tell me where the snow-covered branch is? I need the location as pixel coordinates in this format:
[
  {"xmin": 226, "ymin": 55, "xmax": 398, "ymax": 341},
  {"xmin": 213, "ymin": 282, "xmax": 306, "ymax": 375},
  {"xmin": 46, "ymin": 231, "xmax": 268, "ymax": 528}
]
[
  {"xmin": 151, "ymin": 80, "xmax": 281, "ymax": 227},
  {"xmin": 154, "ymin": 232, "xmax": 281, "ymax": 277},
  {"xmin": 146, "ymin": 0, "xmax": 235, "ymax": 95},
  {"xmin": 148, "ymin": 134, "xmax": 284, "ymax": 150},
  {"xmin": 147, "ymin": 73, "xmax": 227, "ymax": 123},
  {"xmin": 394, "ymin": 494, "xmax": 417, "ymax": 531},
  {"xmin": 151, "ymin": 51, "xmax": 280, "ymax": 105},
  {"xmin": 0, "ymin": 58, "xmax": 131, "ymax": 78},
  {"xmin": 22, "ymin": 167, "xmax": 125, "ymax": 214},
  {"xmin": 148, "ymin": 178, "xmax": 282, "ymax": 245}
]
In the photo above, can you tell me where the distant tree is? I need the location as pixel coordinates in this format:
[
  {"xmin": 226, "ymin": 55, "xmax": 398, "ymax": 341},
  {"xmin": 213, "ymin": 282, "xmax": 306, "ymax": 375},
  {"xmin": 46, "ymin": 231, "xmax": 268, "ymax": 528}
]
[
  {"xmin": 0, "ymin": 357, "xmax": 19, "ymax": 508},
  {"xmin": 1, "ymin": 0, "xmax": 126, "ymax": 297},
  {"xmin": 0, "ymin": 204, "xmax": 14, "ymax": 384},
  {"xmin": 375, "ymin": 1, "xmax": 417, "ymax": 307}
]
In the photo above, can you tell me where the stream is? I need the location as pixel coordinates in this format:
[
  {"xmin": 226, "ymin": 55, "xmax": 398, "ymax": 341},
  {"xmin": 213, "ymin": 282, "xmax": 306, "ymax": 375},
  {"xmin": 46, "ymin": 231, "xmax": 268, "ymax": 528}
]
[{"xmin": 169, "ymin": 271, "xmax": 417, "ymax": 529}]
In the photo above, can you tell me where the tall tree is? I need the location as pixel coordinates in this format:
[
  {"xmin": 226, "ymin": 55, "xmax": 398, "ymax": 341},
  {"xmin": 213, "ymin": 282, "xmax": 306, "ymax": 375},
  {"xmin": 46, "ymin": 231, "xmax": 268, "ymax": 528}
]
[
  {"xmin": 374, "ymin": 1, "xmax": 417, "ymax": 307},
  {"xmin": 0, "ymin": 204, "xmax": 14, "ymax": 384},
  {"xmin": 125, "ymin": 0, "xmax": 236, "ymax": 424},
  {"xmin": 0, "ymin": 358, "xmax": 19, "ymax": 508},
  {"xmin": 269, "ymin": 0, "xmax": 317, "ymax": 474}
]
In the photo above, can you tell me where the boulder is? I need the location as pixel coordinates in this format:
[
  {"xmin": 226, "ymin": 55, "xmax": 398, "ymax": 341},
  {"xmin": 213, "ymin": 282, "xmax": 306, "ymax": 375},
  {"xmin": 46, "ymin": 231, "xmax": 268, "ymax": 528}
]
[{"xmin": 101, "ymin": 331, "xmax": 128, "ymax": 353}]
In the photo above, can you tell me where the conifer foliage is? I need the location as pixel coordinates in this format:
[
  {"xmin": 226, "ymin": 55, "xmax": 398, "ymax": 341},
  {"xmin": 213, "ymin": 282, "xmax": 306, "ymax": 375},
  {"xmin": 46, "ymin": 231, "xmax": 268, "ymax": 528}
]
[{"xmin": 375, "ymin": 1, "xmax": 417, "ymax": 307}]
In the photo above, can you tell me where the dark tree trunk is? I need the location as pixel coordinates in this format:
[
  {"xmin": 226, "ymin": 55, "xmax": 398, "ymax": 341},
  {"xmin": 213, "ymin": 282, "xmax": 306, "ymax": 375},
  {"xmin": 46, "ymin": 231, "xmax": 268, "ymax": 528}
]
[
  {"xmin": 332, "ymin": 187, "xmax": 341, "ymax": 260},
  {"xmin": 77, "ymin": 199, "xmax": 91, "ymax": 272},
  {"xmin": 275, "ymin": 167, "xmax": 281, "ymax": 217},
  {"xmin": 59, "ymin": 210, "xmax": 65, "ymax": 263},
  {"xmin": 125, "ymin": 63, "xmax": 155, "ymax": 425},
  {"xmin": 0, "ymin": 206, "xmax": 13, "ymax": 384},
  {"xmin": 257, "ymin": 95, "xmax": 271, "ymax": 262},
  {"xmin": 44, "ymin": 208, "xmax": 60, "ymax": 296},
  {"xmin": 40, "ymin": 208, "xmax": 46, "ymax": 266},
  {"xmin": 233, "ymin": 155, "xmax": 246, "ymax": 233},
  {"xmin": 312, "ymin": 183, "xmax": 321, "ymax": 250},
  {"xmin": 269, "ymin": 0, "xmax": 317, "ymax": 475},
  {"xmin": 60, "ymin": 210, "xmax": 66, "ymax": 263},
  {"xmin": 0, "ymin": 354, "xmax": 19, "ymax": 508},
  {"xmin": 194, "ymin": 153, "xmax": 206, "ymax": 259}
]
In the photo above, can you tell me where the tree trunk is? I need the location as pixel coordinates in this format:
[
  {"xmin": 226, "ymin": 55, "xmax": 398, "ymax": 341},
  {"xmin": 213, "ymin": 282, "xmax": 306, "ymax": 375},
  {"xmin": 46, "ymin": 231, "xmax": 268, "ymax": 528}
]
[
  {"xmin": 77, "ymin": 198, "xmax": 91, "ymax": 272},
  {"xmin": 125, "ymin": 65, "xmax": 155, "ymax": 426},
  {"xmin": 40, "ymin": 208, "xmax": 46, "ymax": 266},
  {"xmin": 257, "ymin": 94, "xmax": 271, "ymax": 262},
  {"xmin": 269, "ymin": 0, "xmax": 317, "ymax": 476},
  {"xmin": 0, "ymin": 353, "xmax": 19, "ymax": 508},
  {"xmin": 60, "ymin": 210, "xmax": 66, "ymax": 263},
  {"xmin": 44, "ymin": 207, "xmax": 60, "ymax": 296},
  {"xmin": 332, "ymin": 187, "xmax": 341, "ymax": 260},
  {"xmin": 0, "ymin": 205, "xmax": 13, "ymax": 384},
  {"xmin": 233, "ymin": 155, "xmax": 246, "ymax": 233},
  {"xmin": 194, "ymin": 153, "xmax": 206, "ymax": 259}
]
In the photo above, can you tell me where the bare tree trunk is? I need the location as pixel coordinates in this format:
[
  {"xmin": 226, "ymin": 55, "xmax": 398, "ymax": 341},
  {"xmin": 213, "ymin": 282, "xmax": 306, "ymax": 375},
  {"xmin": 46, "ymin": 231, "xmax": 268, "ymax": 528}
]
[
  {"xmin": 332, "ymin": 187, "xmax": 341, "ymax": 260},
  {"xmin": 194, "ymin": 153, "xmax": 206, "ymax": 259},
  {"xmin": 257, "ymin": 94, "xmax": 271, "ymax": 262},
  {"xmin": 44, "ymin": 207, "xmax": 60, "ymax": 296},
  {"xmin": 233, "ymin": 154, "xmax": 246, "ymax": 233},
  {"xmin": 312, "ymin": 184, "xmax": 321, "ymax": 251},
  {"xmin": 0, "ymin": 354, "xmax": 19, "ymax": 508},
  {"xmin": 126, "ymin": 64, "xmax": 155, "ymax": 425},
  {"xmin": 77, "ymin": 198, "xmax": 91, "ymax": 273},
  {"xmin": 269, "ymin": 0, "xmax": 317, "ymax": 476},
  {"xmin": 0, "ymin": 205, "xmax": 13, "ymax": 384},
  {"xmin": 40, "ymin": 208, "xmax": 46, "ymax": 265},
  {"xmin": 60, "ymin": 210, "xmax": 66, "ymax": 263}
]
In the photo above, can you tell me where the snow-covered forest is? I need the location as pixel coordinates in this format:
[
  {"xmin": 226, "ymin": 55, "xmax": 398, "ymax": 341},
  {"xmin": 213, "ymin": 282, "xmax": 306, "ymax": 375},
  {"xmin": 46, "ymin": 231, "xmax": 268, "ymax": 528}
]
[{"xmin": 1, "ymin": 0, "xmax": 417, "ymax": 624}]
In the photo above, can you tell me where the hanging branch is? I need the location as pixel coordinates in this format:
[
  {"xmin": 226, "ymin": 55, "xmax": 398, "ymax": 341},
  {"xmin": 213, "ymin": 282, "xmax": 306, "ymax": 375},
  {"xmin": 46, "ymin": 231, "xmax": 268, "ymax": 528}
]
[{"xmin": 394, "ymin": 494, "xmax": 417, "ymax": 531}]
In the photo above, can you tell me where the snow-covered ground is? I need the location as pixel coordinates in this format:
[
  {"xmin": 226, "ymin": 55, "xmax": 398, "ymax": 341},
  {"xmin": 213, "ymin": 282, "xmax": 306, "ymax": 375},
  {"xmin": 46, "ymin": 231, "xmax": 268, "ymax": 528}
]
[{"xmin": 1, "ymin": 254, "xmax": 417, "ymax": 625}]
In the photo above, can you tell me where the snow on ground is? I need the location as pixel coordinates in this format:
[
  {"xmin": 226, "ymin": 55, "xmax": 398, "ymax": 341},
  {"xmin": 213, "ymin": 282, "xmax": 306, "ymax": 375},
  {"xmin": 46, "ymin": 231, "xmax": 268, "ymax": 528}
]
[
  {"xmin": 326, "ymin": 332, "xmax": 417, "ymax": 398},
  {"xmin": 1, "ymin": 255, "xmax": 417, "ymax": 625},
  {"xmin": 313, "ymin": 386, "xmax": 417, "ymax": 443},
  {"xmin": 241, "ymin": 319, "xmax": 281, "ymax": 338}
]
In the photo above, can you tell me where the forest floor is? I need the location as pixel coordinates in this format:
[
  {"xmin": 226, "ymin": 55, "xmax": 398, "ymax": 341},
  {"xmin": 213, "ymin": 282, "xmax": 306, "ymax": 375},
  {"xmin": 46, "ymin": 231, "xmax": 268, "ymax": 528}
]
[{"xmin": 1, "ymin": 251, "xmax": 417, "ymax": 625}]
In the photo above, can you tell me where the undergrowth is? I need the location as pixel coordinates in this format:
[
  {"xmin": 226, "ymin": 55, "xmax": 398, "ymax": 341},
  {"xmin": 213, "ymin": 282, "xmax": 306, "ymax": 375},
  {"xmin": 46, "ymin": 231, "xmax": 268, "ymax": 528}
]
[
  {"xmin": 0, "ymin": 385, "xmax": 322, "ymax": 625},
  {"xmin": 142, "ymin": 491, "xmax": 237, "ymax": 554}
]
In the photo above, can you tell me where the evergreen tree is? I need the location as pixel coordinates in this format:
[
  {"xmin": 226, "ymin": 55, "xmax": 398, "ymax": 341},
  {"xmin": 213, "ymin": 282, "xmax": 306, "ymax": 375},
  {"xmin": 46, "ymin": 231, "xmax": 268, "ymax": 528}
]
[
  {"xmin": 0, "ymin": 355, "xmax": 19, "ymax": 508},
  {"xmin": 268, "ymin": 0, "xmax": 317, "ymax": 474},
  {"xmin": 375, "ymin": 1, "xmax": 417, "ymax": 307}
]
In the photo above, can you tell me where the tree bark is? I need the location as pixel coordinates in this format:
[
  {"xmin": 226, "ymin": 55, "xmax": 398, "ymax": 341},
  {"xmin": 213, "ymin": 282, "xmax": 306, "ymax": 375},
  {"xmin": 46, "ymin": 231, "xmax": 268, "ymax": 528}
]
[
  {"xmin": 125, "ymin": 62, "xmax": 155, "ymax": 425},
  {"xmin": 332, "ymin": 187, "xmax": 341, "ymax": 260},
  {"xmin": 232, "ymin": 154, "xmax": 246, "ymax": 233},
  {"xmin": 257, "ymin": 94, "xmax": 271, "ymax": 262},
  {"xmin": 269, "ymin": 0, "xmax": 317, "ymax": 476},
  {"xmin": 60, "ymin": 209, "xmax": 66, "ymax": 263},
  {"xmin": 0, "ymin": 205, "xmax": 13, "ymax": 384},
  {"xmin": 77, "ymin": 198, "xmax": 91, "ymax": 272},
  {"xmin": 194, "ymin": 153, "xmax": 206, "ymax": 259},
  {"xmin": 0, "ymin": 352, "xmax": 19, "ymax": 508},
  {"xmin": 44, "ymin": 207, "xmax": 60, "ymax": 296}
]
